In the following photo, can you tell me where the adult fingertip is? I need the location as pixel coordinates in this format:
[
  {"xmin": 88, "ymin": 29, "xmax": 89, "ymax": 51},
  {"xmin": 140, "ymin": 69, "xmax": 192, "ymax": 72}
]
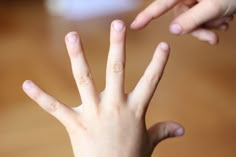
[
  {"xmin": 130, "ymin": 19, "xmax": 138, "ymax": 29},
  {"xmin": 208, "ymin": 34, "xmax": 219, "ymax": 45},
  {"xmin": 169, "ymin": 23, "xmax": 183, "ymax": 35},
  {"xmin": 209, "ymin": 39, "xmax": 218, "ymax": 45},
  {"xmin": 219, "ymin": 24, "xmax": 229, "ymax": 31},
  {"xmin": 191, "ymin": 28, "xmax": 219, "ymax": 45},
  {"xmin": 130, "ymin": 15, "xmax": 147, "ymax": 30}
]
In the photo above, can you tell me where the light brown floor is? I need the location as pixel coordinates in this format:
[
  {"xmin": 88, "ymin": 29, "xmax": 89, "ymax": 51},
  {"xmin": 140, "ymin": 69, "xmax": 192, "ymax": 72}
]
[{"xmin": 0, "ymin": 1, "xmax": 236, "ymax": 157}]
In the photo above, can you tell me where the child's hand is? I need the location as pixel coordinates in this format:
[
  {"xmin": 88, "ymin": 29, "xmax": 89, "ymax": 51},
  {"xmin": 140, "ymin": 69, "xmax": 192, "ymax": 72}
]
[
  {"xmin": 22, "ymin": 20, "xmax": 184, "ymax": 157},
  {"xmin": 131, "ymin": 0, "xmax": 235, "ymax": 44}
]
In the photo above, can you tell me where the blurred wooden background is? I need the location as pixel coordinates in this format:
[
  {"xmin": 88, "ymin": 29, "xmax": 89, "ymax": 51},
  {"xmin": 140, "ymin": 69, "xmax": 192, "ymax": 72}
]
[{"xmin": 0, "ymin": 0, "xmax": 235, "ymax": 157}]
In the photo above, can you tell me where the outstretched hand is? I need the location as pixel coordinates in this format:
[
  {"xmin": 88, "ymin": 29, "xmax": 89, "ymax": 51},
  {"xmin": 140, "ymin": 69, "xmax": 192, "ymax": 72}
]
[
  {"xmin": 131, "ymin": 0, "xmax": 236, "ymax": 44},
  {"xmin": 23, "ymin": 20, "xmax": 184, "ymax": 157}
]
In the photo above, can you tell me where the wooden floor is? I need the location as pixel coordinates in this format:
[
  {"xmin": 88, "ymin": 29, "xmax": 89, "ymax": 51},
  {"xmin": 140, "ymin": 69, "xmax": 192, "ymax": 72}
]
[{"xmin": 0, "ymin": 1, "xmax": 236, "ymax": 157}]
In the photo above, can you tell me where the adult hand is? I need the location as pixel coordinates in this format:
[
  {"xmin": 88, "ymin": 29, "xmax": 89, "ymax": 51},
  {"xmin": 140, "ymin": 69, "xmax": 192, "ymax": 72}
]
[{"xmin": 131, "ymin": 0, "xmax": 236, "ymax": 44}]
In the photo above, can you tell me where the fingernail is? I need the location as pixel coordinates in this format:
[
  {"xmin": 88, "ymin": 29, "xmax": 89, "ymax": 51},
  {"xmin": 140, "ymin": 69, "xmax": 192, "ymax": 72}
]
[
  {"xmin": 160, "ymin": 42, "xmax": 169, "ymax": 51},
  {"xmin": 23, "ymin": 80, "xmax": 32, "ymax": 91},
  {"xmin": 209, "ymin": 39, "xmax": 218, "ymax": 45},
  {"xmin": 219, "ymin": 24, "xmax": 228, "ymax": 31},
  {"xmin": 113, "ymin": 21, "xmax": 124, "ymax": 32},
  {"xmin": 175, "ymin": 128, "xmax": 184, "ymax": 136},
  {"xmin": 170, "ymin": 24, "xmax": 182, "ymax": 35},
  {"xmin": 67, "ymin": 33, "xmax": 78, "ymax": 43},
  {"xmin": 131, "ymin": 19, "xmax": 137, "ymax": 27}
]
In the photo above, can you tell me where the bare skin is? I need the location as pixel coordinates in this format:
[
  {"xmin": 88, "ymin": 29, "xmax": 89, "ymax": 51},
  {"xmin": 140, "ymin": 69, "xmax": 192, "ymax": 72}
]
[
  {"xmin": 131, "ymin": 0, "xmax": 236, "ymax": 44},
  {"xmin": 22, "ymin": 20, "xmax": 184, "ymax": 157}
]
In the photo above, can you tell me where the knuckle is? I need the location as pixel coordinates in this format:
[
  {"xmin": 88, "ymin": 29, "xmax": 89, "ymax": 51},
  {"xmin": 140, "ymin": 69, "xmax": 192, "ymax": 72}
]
[
  {"xmin": 45, "ymin": 101, "xmax": 59, "ymax": 113},
  {"xmin": 30, "ymin": 88, "xmax": 60, "ymax": 114},
  {"xmin": 111, "ymin": 62, "xmax": 124, "ymax": 73},
  {"xmin": 76, "ymin": 72, "xmax": 92, "ymax": 86},
  {"xmin": 144, "ymin": 73, "xmax": 160, "ymax": 86},
  {"xmin": 161, "ymin": 125, "xmax": 172, "ymax": 139}
]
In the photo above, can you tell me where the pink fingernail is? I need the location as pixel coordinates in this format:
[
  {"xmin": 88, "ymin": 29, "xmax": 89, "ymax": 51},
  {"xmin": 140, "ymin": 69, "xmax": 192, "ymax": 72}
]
[
  {"xmin": 160, "ymin": 42, "xmax": 169, "ymax": 51},
  {"xmin": 131, "ymin": 19, "xmax": 137, "ymax": 27},
  {"xmin": 170, "ymin": 24, "xmax": 182, "ymax": 35},
  {"xmin": 113, "ymin": 21, "xmax": 124, "ymax": 32},
  {"xmin": 209, "ymin": 39, "xmax": 218, "ymax": 45},
  {"xmin": 67, "ymin": 33, "xmax": 78, "ymax": 43},
  {"xmin": 23, "ymin": 80, "xmax": 32, "ymax": 91},
  {"xmin": 219, "ymin": 24, "xmax": 228, "ymax": 31},
  {"xmin": 175, "ymin": 128, "xmax": 184, "ymax": 136}
]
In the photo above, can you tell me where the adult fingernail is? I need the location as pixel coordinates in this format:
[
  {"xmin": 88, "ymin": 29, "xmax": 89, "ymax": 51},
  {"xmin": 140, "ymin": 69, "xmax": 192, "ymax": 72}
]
[
  {"xmin": 175, "ymin": 128, "xmax": 184, "ymax": 136},
  {"xmin": 113, "ymin": 21, "xmax": 124, "ymax": 32},
  {"xmin": 209, "ymin": 39, "xmax": 218, "ymax": 45},
  {"xmin": 23, "ymin": 80, "xmax": 33, "ymax": 91},
  {"xmin": 219, "ymin": 24, "xmax": 228, "ymax": 31},
  {"xmin": 67, "ymin": 32, "xmax": 78, "ymax": 43},
  {"xmin": 131, "ymin": 19, "xmax": 137, "ymax": 27},
  {"xmin": 170, "ymin": 24, "xmax": 183, "ymax": 35}
]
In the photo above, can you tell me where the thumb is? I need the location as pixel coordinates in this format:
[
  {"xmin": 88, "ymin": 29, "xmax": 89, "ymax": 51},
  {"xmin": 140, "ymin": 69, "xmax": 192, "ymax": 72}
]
[
  {"xmin": 170, "ymin": 0, "xmax": 224, "ymax": 34},
  {"xmin": 148, "ymin": 121, "xmax": 184, "ymax": 148}
]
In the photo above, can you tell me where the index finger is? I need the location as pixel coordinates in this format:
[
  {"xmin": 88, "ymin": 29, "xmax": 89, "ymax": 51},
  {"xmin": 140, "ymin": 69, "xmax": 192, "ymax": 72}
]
[{"xmin": 130, "ymin": 0, "xmax": 180, "ymax": 29}]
